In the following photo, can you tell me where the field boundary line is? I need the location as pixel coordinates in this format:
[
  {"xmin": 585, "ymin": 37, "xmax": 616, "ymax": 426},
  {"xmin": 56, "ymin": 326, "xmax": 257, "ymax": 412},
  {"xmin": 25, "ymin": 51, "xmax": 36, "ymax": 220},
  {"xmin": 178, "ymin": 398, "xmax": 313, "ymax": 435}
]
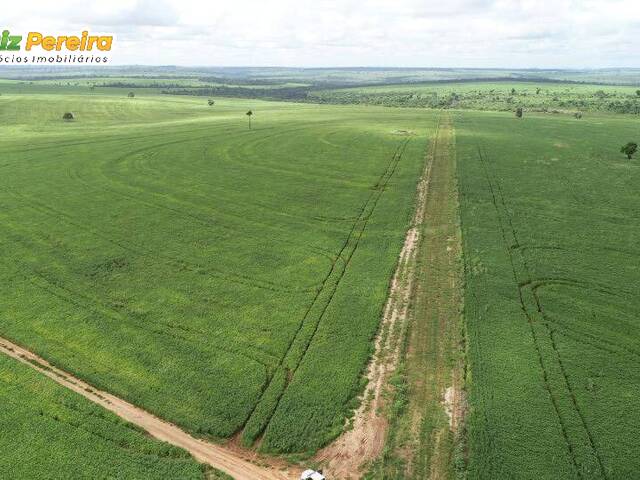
[{"xmin": 0, "ymin": 336, "xmax": 299, "ymax": 480}]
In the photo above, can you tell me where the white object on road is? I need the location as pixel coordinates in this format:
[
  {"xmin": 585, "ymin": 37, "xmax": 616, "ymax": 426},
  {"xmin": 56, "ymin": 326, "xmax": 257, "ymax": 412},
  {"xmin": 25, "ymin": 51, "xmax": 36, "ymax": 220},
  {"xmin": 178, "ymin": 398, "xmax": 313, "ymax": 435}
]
[{"xmin": 300, "ymin": 469, "xmax": 326, "ymax": 480}]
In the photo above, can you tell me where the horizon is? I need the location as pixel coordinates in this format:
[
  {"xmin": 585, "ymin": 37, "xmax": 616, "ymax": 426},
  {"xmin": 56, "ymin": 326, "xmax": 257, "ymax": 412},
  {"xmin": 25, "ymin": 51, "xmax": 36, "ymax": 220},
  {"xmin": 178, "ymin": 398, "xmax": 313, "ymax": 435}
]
[{"xmin": 2, "ymin": 65, "xmax": 640, "ymax": 71}]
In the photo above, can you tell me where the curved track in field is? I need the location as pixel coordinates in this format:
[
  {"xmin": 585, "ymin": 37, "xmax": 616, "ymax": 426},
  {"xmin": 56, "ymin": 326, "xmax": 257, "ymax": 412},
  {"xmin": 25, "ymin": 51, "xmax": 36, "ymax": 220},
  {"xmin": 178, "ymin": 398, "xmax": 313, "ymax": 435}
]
[{"xmin": 0, "ymin": 337, "xmax": 300, "ymax": 480}]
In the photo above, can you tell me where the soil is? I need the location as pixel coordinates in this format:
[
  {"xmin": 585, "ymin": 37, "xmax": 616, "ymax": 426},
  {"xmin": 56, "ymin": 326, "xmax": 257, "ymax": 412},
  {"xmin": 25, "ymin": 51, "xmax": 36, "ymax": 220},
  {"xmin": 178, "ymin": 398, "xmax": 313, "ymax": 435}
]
[
  {"xmin": 0, "ymin": 337, "xmax": 301, "ymax": 480},
  {"xmin": 315, "ymin": 127, "xmax": 436, "ymax": 479}
]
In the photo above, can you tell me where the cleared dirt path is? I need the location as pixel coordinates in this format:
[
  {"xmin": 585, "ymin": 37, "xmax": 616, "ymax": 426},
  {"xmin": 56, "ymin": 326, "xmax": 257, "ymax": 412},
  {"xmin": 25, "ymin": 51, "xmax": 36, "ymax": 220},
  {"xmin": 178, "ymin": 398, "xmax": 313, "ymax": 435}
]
[
  {"xmin": 315, "ymin": 119, "xmax": 445, "ymax": 479},
  {"xmin": 393, "ymin": 113, "xmax": 465, "ymax": 479},
  {"xmin": 0, "ymin": 337, "xmax": 300, "ymax": 480},
  {"xmin": 321, "ymin": 114, "xmax": 467, "ymax": 480}
]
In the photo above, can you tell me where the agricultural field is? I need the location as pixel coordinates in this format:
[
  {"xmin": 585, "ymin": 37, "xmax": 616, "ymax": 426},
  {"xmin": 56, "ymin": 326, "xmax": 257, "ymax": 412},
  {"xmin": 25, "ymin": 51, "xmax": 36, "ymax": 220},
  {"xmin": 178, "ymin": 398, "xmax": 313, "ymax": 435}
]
[
  {"xmin": 0, "ymin": 354, "xmax": 206, "ymax": 479},
  {"xmin": 364, "ymin": 104, "xmax": 640, "ymax": 480},
  {"xmin": 0, "ymin": 85, "xmax": 438, "ymax": 467},
  {"xmin": 456, "ymin": 110, "xmax": 640, "ymax": 479},
  {"xmin": 1, "ymin": 72, "xmax": 639, "ymax": 479}
]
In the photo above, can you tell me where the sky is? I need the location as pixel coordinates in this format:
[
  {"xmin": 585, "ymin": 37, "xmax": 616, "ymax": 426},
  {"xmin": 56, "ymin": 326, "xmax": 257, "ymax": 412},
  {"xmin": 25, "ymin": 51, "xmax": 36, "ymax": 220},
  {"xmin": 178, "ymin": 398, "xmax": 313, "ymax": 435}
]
[{"xmin": 6, "ymin": 0, "xmax": 640, "ymax": 68}]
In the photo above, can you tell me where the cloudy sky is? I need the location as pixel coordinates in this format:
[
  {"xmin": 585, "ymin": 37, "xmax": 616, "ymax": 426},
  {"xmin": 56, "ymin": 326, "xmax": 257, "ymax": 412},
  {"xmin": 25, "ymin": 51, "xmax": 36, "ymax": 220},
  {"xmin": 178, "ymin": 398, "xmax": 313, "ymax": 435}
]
[{"xmin": 7, "ymin": 0, "xmax": 640, "ymax": 67}]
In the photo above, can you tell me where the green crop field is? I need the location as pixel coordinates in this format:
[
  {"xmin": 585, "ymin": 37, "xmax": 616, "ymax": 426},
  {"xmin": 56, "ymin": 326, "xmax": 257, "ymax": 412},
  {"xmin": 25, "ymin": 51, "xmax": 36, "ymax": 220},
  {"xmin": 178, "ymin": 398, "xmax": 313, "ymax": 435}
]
[
  {"xmin": 456, "ymin": 110, "xmax": 640, "ymax": 479},
  {"xmin": 0, "ymin": 87, "xmax": 437, "ymax": 460},
  {"xmin": 0, "ymin": 355, "xmax": 205, "ymax": 479},
  {"xmin": 1, "ymin": 74, "xmax": 639, "ymax": 479}
]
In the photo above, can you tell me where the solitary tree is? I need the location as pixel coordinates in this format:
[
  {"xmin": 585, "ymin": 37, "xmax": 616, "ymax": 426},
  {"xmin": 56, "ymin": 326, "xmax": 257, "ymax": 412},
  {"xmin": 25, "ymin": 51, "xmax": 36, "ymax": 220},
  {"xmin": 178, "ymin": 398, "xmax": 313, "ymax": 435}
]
[
  {"xmin": 511, "ymin": 88, "xmax": 517, "ymax": 95},
  {"xmin": 574, "ymin": 112, "xmax": 583, "ymax": 119},
  {"xmin": 621, "ymin": 142, "xmax": 638, "ymax": 159},
  {"xmin": 536, "ymin": 87, "xmax": 542, "ymax": 95},
  {"xmin": 636, "ymin": 90, "xmax": 640, "ymax": 97},
  {"xmin": 127, "ymin": 92, "xmax": 135, "ymax": 98},
  {"xmin": 208, "ymin": 99, "xmax": 215, "ymax": 106},
  {"xmin": 246, "ymin": 110, "xmax": 253, "ymax": 129},
  {"xmin": 515, "ymin": 107, "xmax": 523, "ymax": 119},
  {"xmin": 62, "ymin": 112, "xmax": 75, "ymax": 121}
]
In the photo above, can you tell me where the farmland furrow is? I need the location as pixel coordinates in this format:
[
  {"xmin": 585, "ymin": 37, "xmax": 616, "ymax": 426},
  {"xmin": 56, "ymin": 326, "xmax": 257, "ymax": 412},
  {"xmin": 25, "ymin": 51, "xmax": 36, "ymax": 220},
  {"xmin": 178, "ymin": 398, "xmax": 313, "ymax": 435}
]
[
  {"xmin": 0, "ymin": 120, "xmax": 249, "ymax": 156},
  {"xmin": 3, "ymin": 188, "xmax": 316, "ymax": 295},
  {"xmin": 241, "ymin": 139, "xmax": 410, "ymax": 446},
  {"xmin": 0, "ymin": 240, "xmax": 273, "ymax": 370},
  {"xmin": 488, "ymin": 152, "xmax": 609, "ymax": 480},
  {"xmin": 473, "ymin": 137, "xmax": 607, "ymax": 479},
  {"xmin": 0, "ymin": 337, "xmax": 299, "ymax": 480}
]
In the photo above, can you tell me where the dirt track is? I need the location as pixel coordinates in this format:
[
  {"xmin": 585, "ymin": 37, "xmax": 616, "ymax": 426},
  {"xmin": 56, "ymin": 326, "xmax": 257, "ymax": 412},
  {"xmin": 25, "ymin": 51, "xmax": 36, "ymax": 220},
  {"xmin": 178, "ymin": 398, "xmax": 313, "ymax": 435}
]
[
  {"xmin": 0, "ymin": 337, "xmax": 300, "ymax": 480},
  {"xmin": 397, "ymin": 114, "xmax": 466, "ymax": 478},
  {"xmin": 315, "ymin": 121, "xmax": 441, "ymax": 478}
]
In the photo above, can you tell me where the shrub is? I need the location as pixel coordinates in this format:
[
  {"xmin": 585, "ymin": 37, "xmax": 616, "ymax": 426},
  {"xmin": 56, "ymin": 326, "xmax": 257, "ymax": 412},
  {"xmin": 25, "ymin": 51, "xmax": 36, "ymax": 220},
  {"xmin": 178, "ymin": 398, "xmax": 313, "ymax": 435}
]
[{"xmin": 621, "ymin": 142, "xmax": 638, "ymax": 159}]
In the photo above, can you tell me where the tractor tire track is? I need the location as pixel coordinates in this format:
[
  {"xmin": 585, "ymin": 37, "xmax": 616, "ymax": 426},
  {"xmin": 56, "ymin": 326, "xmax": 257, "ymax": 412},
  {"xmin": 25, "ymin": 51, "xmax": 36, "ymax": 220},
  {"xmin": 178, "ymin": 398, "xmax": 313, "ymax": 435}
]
[
  {"xmin": 486, "ymin": 149, "xmax": 608, "ymax": 480},
  {"xmin": 3, "ymin": 189, "xmax": 316, "ymax": 295},
  {"xmin": 469, "ymin": 132, "xmax": 582, "ymax": 475},
  {"xmin": 0, "ymin": 337, "xmax": 299, "ymax": 480},
  {"xmin": 469, "ymin": 115, "xmax": 608, "ymax": 479},
  {"xmin": 241, "ymin": 139, "xmax": 410, "ymax": 444}
]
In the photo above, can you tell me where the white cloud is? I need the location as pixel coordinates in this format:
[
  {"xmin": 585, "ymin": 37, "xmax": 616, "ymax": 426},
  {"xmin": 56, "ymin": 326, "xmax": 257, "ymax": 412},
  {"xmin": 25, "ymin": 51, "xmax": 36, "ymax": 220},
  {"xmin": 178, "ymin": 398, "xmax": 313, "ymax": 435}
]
[
  {"xmin": 74, "ymin": 0, "xmax": 180, "ymax": 27},
  {"xmin": 5, "ymin": 0, "xmax": 640, "ymax": 67}
]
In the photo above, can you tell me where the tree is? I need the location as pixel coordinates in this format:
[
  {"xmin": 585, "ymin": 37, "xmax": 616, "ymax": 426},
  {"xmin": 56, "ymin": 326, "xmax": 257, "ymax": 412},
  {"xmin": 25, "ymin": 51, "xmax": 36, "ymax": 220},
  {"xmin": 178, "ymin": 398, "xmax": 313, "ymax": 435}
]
[
  {"xmin": 636, "ymin": 90, "xmax": 640, "ymax": 97},
  {"xmin": 574, "ymin": 112, "xmax": 583, "ymax": 119},
  {"xmin": 536, "ymin": 87, "xmax": 542, "ymax": 95},
  {"xmin": 515, "ymin": 107, "xmax": 523, "ymax": 119},
  {"xmin": 246, "ymin": 110, "xmax": 253, "ymax": 129},
  {"xmin": 208, "ymin": 99, "xmax": 215, "ymax": 106},
  {"xmin": 62, "ymin": 112, "xmax": 75, "ymax": 121},
  {"xmin": 127, "ymin": 92, "xmax": 135, "ymax": 98},
  {"xmin": 620, "ymin": 142, "xmax": 638, "ymax": 159},
  {"xmin": 511, "ymin": 88, "xmax": 517, "ymax": 95}
]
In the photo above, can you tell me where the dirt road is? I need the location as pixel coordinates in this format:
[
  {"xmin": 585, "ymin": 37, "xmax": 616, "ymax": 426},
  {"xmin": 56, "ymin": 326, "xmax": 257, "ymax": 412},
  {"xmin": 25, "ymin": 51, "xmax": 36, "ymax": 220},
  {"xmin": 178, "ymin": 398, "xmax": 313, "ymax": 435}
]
[
  {"xmin": 387, "ymin": 113, "xmax": 466, "ymax": 479},
  {"xmin": 0, "ymin": 337, "xmax": 300, "ymax": 480},
  {"xmin": 315, "ymin": 120, "xmax": 443, "ymax": 478}
]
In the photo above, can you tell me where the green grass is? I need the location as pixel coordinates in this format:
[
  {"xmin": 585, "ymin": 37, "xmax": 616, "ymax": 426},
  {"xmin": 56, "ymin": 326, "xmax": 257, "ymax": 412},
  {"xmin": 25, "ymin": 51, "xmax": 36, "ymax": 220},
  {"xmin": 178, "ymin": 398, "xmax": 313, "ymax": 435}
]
[
  {"xmin": 0, "ymin": 355, "xmax": 205, "ymax": 479},
  {"xmin": 456, "ymin": 110, "xmax": 640, "ymax": 479},
  {"xmin": 0, "ymin": 87, "xmax": 437, "ymax": 454}
]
